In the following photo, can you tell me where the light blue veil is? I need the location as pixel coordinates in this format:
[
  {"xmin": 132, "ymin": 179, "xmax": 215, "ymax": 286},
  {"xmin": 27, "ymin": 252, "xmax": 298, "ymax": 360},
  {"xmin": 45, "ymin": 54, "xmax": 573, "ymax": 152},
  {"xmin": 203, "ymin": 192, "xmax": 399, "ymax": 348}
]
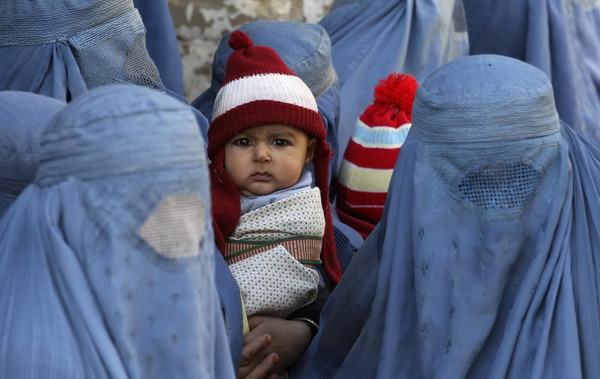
[
  {"xmin": 463, "ymin": 0, "xmax": 600, "ymax": 147},
  {"xmin": 0, "ymin": 0, "xmax": 164, "ymax": 101},
  {"xmin": 0, "ymin": 91, "xmax": 65, "ymax": 217},
  {"xmin": 319, "ymin": 0, "xmax": 469, "ymax": 168},
  {"xmin": 0, "ymin": 85, "xmax": 234, "ymax": 378},
  {"xmin": 292, "ymin": 55, "xmax": 600, "ymax": 378}
]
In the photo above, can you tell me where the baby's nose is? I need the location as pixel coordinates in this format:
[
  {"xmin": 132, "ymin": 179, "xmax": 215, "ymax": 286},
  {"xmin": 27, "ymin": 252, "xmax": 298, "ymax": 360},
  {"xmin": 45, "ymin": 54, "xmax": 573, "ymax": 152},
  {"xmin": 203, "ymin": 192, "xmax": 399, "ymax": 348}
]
[{"xmin": 254, "ymin": 144, "xmax": 271, "ymax": 162}]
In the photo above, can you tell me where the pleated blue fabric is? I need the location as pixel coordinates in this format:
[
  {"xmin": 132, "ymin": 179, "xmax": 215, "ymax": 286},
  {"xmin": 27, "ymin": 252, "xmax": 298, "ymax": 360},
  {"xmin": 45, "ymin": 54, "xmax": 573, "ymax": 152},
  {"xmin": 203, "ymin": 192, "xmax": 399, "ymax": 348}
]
[
  {"xmin": 463, "ymin": 0, "xmax": 600, "ymax": 147},
  {"xmin": 0, "ymin": 85, "xmax": 234, "ymax": 378},
  {"xmin": 0, "ymin": 91, "xmax": 65, "ymax": 217},
  {"xmin": 133, "ymin": 0, "xmax": 184, "ymax": 96},
  {"xmin": 0, "ymin": 0, "xmax": 164, "ymax": 101},
  {"xmin": 319, "ymin": 0, "xmax": 469, "ymax": 168},
  {"xmin": 213, "ymin": 246, "xmax": 244, "ymax": 370},
  {"xmin": 291, "ymin": 55, "xmax": 600, "ymax": 378}
]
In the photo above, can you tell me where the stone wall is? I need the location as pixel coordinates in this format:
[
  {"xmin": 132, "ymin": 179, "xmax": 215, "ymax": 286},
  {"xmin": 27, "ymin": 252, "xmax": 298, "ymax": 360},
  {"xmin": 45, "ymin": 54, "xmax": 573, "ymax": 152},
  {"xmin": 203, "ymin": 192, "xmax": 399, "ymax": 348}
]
[{"xmin": 168, "ymin": 0, "xmax": 333, "ymax": 101}]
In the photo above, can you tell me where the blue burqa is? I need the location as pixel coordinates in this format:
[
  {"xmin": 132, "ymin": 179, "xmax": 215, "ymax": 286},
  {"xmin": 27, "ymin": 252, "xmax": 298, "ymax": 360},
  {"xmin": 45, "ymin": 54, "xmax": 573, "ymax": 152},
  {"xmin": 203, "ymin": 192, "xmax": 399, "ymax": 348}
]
[
  {"xmin": 291, "ymin": 55, "xmax": 600, "ymax": 378},
  {"xmin": 463, "ymin": 0, "xmax": 600, "ymax": 147},
  {"xmin": 0, "ymin": 91, "xmax": 65, "ymax": 217},
  {"xmin": 0, "ymin": 85, "xmax": 234, "ymax": 378},
  {"xmin": 0, "ymin": 0, "xmax": 165, "ymax": 102},
  {"xmin": 319, "ymin": 0, "xmax": 469, "ymax": 168}
]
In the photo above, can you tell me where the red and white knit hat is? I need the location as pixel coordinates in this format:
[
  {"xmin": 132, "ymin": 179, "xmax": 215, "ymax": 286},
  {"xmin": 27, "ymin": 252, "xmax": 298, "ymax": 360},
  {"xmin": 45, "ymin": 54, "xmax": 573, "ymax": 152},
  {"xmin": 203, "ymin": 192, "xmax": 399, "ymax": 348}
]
[
  {"xmin": 336, "ymin": 73, "xmax": 419, "ymax": 239},
  {"xmin": 208, "ymin": 31, "xmax": 342, "ymax": 286}
]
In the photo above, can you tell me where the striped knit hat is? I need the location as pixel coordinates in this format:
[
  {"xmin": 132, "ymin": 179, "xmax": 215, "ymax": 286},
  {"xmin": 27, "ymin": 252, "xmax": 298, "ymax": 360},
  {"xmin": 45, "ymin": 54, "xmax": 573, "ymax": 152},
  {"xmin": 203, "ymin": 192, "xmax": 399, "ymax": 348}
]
[
  {"xmin": 336, "ymin": 73, "xmax": 418, "ymax": 238},
  {"xmin": 208, "ymin": 31, "xmax": 342, "ymax": 286}
]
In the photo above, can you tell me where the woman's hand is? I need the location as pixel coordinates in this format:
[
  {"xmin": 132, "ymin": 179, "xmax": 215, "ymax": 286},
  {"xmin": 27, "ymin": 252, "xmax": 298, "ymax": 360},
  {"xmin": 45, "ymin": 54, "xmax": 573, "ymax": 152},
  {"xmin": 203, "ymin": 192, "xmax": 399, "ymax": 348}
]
[{"xmin": 237, "ymin": 316, "xmax": 312, "ymax": 379}]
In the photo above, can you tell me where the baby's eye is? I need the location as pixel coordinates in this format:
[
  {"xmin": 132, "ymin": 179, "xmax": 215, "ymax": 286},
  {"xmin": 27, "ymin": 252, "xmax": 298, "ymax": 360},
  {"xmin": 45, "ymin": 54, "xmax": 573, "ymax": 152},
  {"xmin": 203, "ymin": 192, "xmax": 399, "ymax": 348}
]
[
  {"xmin": 232, "ymin": 138, "xmax": 251, "ymax": 146},
  {"xmin": 272, "ymin": 139, "xmax": 291, "ymax": 146}
]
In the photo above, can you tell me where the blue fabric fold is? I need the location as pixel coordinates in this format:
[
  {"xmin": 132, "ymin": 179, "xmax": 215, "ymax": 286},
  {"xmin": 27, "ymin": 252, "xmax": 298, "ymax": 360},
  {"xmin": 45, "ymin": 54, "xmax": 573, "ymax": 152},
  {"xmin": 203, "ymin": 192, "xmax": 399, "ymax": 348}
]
[
  {"xmin": 319, "ymin": 0, "xmax": 469, "ymax": 168},
  {"xmin": 134, "ymin": 0, "xmax": 184, "ymax": 96},
  {"xmin": 213, "ymin": 248, "xmax": 244, "ymax": 369},
  {"xmin": 463, "ymin": 0, "xmax": 600, "ymax": 147},
  {"xmin": 0, "ymin": 91, "xmax": 65, "ymax": 217},
  {"xmin": 0, "ymin": 43, "xmax": 87, "ymax": 102}
]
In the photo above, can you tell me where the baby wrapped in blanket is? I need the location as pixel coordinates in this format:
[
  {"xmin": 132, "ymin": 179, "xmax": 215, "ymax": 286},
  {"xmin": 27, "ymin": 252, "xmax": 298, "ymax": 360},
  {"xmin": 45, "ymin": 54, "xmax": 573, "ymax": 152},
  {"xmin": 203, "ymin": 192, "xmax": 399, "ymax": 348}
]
[{"xmin": 207, "ymin": 31, "xmax": 342, "ymax": 320}]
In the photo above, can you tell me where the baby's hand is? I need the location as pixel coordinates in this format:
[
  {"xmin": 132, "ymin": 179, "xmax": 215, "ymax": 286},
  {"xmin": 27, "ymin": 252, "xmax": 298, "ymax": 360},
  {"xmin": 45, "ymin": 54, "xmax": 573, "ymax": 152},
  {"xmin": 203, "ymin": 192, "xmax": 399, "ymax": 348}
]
[{"xmin": 237, "ymin": 316, "xmax": 312, "ymax": 379}]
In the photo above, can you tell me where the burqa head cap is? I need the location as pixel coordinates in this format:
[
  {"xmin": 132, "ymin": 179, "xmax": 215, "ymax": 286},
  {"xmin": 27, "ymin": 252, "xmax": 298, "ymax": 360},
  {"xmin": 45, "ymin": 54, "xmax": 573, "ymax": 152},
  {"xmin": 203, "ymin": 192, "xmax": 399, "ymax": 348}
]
[{"xmin": 412, "ymin": 54, "xmax": 560, "ymax": 143}]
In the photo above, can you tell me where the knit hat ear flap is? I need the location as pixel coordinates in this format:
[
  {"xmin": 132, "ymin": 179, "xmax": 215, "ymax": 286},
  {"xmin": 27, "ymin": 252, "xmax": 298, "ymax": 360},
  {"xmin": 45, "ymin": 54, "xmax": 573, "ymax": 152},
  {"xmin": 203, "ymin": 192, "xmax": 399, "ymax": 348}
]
[{"xmin": 336, "ymin": 73, "xmax": 419, "ymax": 239}]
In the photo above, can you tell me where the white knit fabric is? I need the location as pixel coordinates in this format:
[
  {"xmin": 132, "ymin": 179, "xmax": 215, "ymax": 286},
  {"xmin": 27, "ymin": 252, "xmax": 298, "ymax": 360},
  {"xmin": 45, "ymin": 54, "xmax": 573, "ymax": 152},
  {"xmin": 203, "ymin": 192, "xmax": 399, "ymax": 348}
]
[
  {"xmin": 212, "ymin": 73, "xmax": 318, "ymax": 120},
  {"xmin": 337, "ymin": 161, "xmax": 395, "ymax": 192}
]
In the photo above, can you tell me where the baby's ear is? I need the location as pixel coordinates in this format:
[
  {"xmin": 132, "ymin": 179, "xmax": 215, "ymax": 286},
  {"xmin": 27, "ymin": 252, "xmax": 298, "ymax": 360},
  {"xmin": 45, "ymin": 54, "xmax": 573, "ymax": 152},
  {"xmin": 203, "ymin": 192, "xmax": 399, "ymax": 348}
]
[{"xmin": 304, "ymin": 138, "xmax": 316, "ymax": 166}]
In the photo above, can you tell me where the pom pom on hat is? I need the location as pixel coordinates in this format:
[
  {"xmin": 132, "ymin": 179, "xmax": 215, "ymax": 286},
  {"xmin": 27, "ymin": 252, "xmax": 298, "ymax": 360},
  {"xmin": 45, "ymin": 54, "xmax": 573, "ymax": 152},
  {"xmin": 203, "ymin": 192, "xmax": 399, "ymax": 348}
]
[
  {"xmin": 228, "ymin": 30, "xmax": 254, "ymax": 50},
  {"xmin": 373, "ymin": 73, "xmax": 419, "ymax": 119},
  {"xmin": 336, "ymin": 73, "xmax": 419, "ymax": 239}
]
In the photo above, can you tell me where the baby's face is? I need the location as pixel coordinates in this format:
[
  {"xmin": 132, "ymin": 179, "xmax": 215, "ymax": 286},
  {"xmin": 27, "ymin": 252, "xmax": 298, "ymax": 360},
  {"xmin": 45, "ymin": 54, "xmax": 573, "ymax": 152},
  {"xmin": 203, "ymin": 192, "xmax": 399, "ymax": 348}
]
[{"xmin": 224, "ymin": 124, "xmax": 316, "ymax": 197}]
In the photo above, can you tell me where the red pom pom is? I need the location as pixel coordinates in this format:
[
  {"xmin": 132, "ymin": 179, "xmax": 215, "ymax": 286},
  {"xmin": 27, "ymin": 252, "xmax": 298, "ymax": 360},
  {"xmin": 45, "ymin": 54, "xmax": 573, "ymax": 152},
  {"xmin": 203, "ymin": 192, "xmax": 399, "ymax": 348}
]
[
  {"xmin": 228, "ymin": 30, "xmax": 253, "ymax": 50},
  {"xmin": 373, "ymin": 73, "xmax": 419, "ymax": 114}
]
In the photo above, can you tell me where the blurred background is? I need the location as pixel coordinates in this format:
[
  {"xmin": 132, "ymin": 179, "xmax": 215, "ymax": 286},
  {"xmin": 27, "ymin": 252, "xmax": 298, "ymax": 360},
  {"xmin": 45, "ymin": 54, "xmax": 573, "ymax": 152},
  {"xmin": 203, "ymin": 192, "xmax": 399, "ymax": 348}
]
[{"xmin": 168, "ymin": 0, "xmax": 334, "ymax": 101}]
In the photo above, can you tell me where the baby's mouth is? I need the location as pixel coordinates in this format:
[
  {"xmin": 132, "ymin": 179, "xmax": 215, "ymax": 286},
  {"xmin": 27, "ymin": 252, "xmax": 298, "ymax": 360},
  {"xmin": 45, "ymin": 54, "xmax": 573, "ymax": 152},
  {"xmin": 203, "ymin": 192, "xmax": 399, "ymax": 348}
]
[{"xmin": 251, "ymin": 172, "xmax": 272, "ymax": 181}]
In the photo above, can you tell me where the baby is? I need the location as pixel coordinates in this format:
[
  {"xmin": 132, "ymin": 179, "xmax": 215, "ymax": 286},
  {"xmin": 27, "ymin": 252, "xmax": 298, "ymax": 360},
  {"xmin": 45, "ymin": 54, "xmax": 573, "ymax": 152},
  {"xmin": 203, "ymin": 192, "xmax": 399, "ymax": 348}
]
[{"xmin": 207, "ymin": 31, "xmax": 341, "ymax": 320}]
